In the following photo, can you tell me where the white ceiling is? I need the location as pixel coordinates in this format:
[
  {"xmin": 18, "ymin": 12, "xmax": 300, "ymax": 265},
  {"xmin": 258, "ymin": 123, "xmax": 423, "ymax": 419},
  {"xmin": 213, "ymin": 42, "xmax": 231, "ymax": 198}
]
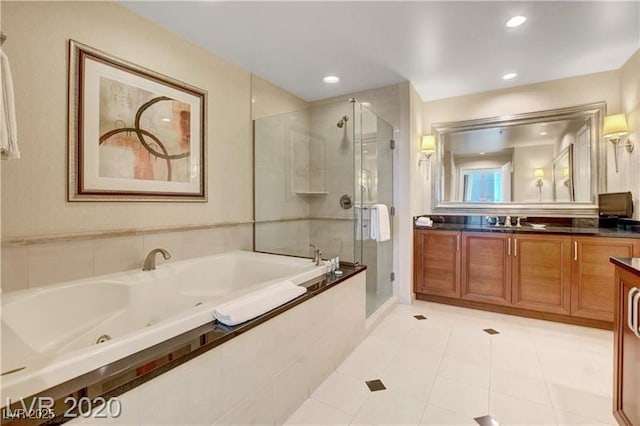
[
  {"xmin": 447, "ymin": 119, "xmax": 574, "ymax": 155},
  {"xmin": 121, "ymin": 1, "xmax": 640, "ymax": 102}
]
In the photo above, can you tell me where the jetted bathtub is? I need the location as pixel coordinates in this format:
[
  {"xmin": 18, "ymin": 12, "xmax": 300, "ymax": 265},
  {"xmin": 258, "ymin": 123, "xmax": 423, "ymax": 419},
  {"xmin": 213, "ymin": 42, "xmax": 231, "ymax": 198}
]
[{"xmin": 1, "ymin": 251, "xmax": 325, "ymax": 402}]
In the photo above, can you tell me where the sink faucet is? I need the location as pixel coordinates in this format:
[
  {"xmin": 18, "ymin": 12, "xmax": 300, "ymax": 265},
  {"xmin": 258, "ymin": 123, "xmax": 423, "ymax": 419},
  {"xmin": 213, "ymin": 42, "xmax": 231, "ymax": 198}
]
[
  {"xmin": 143, "ymin": 248, "xmax": 171, "ymax": 271},
  {"xmin": 486, "ymin": 216, "xmax": 501, "ymax": 226},
  {"xmin": 309, "ymin": 244, "xmax": 322, "ymax": 266}
]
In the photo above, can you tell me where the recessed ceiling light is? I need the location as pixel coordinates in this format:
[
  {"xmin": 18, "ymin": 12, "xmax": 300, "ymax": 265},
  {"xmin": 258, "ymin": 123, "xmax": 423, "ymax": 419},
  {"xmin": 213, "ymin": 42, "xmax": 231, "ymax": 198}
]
[
  {"xmin": 480, "ymin": 152, "xmax": 486, "ymax": 155},
  {"xmin": 539, "ymin": 131, "xmax": 548, "ymax": 136},
  {"xmin": 502, "ymin": 72, "xmax": 517, "ymax": 80},
  {"xmin": 323, "ymin": 75, "xmax": 340, "ymax": 84},
  {"xmin": 361, "ymin": 102, "xmax": 371, "ymax": 107},
  {"xmin": 161, "ymin": 117, "xmax": 171, "ymax": 122},
  {"xmin": 506, "ymin": 16, "xmax": 527, "ymax": 28}
]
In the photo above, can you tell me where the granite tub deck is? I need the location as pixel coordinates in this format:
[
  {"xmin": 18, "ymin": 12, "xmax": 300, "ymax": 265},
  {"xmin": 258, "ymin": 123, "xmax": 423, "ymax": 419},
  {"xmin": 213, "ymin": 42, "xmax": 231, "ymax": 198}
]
[{"xmin": 2, "ymin": 257, "xmax": 366, "ymax": 425}]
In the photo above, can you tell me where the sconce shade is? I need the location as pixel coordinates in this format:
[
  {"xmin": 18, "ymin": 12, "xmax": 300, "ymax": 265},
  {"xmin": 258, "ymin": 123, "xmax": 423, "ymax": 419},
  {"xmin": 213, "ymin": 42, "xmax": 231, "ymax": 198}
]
[
  {"xmin": 562, "ymin": 167, "xmax": 570, "ymax": 178},
  {"xmin": 534, "ymin": 168, "xmax": 544, "ymax": 179},
  {"xmin": 604, "ymin": 114, "xmax": 629, "ymax": 138},
  {"xmin": 421, "ymin": 135, "xmax": 436, "ymax": 152}
]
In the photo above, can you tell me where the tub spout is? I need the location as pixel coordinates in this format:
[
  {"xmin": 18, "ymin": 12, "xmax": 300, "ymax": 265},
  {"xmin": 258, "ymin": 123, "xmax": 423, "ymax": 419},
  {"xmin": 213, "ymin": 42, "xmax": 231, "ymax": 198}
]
[
  {"xmin": 143, "ymin": 248, "xmax": 171, "ymax": 271},
  {"xmin": 309, "ymin": 244, "xmax": 322, "ymax": 266}
]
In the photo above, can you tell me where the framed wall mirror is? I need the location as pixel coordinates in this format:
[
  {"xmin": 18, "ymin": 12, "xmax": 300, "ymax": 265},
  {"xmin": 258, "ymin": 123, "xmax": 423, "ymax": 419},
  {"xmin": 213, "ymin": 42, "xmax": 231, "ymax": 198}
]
[{"xmin": 431, "ymin": 102, "xmax": 607, "ymax": 216}]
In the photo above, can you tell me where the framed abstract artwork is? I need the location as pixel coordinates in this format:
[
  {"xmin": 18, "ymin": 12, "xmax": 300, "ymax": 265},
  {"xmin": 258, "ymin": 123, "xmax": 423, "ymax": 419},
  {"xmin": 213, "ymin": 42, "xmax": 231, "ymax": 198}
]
[{"xmin": 68, "ymin": 40, "xmax": 207, "ymax": 201}]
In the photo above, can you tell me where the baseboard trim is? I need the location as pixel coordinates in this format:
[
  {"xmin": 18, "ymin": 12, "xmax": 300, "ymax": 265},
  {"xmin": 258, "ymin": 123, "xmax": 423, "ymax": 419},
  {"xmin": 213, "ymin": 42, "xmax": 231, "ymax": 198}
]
[
  {"xmin": 415, "ymin": 293, "xmax": 613, "ymax": 330},
  {"xmin": 366, "ymin": 296, "xmax": 399, "ymax": 333}
]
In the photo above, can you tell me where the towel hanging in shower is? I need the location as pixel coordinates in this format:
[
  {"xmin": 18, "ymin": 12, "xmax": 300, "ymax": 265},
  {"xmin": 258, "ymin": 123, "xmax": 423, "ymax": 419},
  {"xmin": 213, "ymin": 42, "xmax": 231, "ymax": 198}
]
[{"xmin": 370, "ymin": 204, "xmax": 391, "ymax": 242}]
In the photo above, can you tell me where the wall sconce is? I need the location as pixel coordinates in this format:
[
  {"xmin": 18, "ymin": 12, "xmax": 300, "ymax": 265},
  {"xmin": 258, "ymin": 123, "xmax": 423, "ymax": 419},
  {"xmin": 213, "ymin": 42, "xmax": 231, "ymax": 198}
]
[
  {"xmin": 419, "ymin": 135, "xmax": 436, "ymax": 180},
  {"xmin": 604, "ymin": 113, "xmax": 633, "ymax": 173},
  {"xmin": 534, "ymin": 168, "xmax": 544, "ymax": 202},
  {"xmin": 562, "ymin": 167, "xmax": 571, "ymax": 187}
]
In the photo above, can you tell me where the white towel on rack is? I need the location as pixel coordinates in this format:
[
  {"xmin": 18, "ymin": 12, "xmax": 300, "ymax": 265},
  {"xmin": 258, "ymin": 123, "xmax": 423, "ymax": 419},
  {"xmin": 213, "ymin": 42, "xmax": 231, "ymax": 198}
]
[
  {"xmin": 0, "ymin": 49, "xmax": 19, "ymax": 160},
  {"xmin": 212, "ymin": 280, "xmax": 306, "ymax": 326},
  {"xmin": 370, "ymin": 204, "xmax": 391, "ymax": 242}
]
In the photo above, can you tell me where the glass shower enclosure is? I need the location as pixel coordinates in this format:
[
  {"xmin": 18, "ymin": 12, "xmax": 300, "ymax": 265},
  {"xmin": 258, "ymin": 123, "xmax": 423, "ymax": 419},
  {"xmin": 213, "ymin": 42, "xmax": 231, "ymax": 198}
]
[{"xmin": 254, "ymin": 99, "xmax": 393, "ymax": 316}]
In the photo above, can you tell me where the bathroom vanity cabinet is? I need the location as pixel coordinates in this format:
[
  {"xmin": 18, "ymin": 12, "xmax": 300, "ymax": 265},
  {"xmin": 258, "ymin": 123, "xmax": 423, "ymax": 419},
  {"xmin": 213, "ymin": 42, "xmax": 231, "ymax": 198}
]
[
  {"xmin": 511, "ymin": 234, "xmax": 572, "ymax": 315},
  {"xmin": 414, "ymin": 230, "xmax": 461, "ymax": 298},
  {"xmin": 461, "ymin": 233, "xmax": 512, "ymax": 306},
  {"xmin": 461, "ymin": 232, "xmax": 572, "ymax": 314},
  {"xmin": 612, "ymin": 258, "xmax": 640, "ymax": 426},
  {"xmin": 414, "ymin": 228, "xmax": 640, "ymax": 328},
  {"xmin": 572, "ymin": 237, "xmax": 640, "ymax": 322}
]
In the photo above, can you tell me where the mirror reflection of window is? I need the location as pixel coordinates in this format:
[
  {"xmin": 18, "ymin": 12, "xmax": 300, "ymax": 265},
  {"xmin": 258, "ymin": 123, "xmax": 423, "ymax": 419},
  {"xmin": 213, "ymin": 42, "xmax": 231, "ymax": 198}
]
[
  {"xmin": 462, "ymin": 168, "xmax": 503, "ymax": 202},
  {"xmin": 437, "ymin": 111, "xmax": 597, "ymax": 204}
]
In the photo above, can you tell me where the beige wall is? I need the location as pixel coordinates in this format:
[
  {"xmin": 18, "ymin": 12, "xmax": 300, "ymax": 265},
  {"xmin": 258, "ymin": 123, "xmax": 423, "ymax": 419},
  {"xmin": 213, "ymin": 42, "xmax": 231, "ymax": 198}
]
[
  {"xmin": 251, "ymin": 75, "xmax": 308, "ymax": 121},
  {"xmin": 419, "ymin": 69, "xmax": 631, "ymax": 215},
  {"xmin": 2, "ymin": 1, "xmax": 253, "ymax": 240},
  {"xmin": 0, "ymin": 2, "xmax": 304, "ymax": 291},
  {"xmin": 616, "ymin": 50, "xmax": 640, "ymax": 218}
]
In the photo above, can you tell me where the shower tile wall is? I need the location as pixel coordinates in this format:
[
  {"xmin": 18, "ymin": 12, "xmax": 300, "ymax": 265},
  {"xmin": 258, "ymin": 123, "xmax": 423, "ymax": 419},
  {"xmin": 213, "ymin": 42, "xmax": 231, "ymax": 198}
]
[
  {"xmin": 254, "ymin": 102, "xmax": 356, "ymax": 263},
  {"xmin": 309, "ymin": 102, "xmax": 355, "ymax": 263},
  {"xmin": 254, "ymin": 109, "xmax": 313, "ymax": 257},
  {"xmin": 255, "ymin": 220, "xmax": 312, "ymax": 257}
]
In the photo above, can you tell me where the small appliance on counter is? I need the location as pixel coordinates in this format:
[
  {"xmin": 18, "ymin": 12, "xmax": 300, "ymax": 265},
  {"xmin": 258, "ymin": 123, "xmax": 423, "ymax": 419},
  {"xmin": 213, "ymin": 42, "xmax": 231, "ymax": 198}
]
[{"xmin": 599, "ymin": 191, "xmax": 633, "ymax": 218}]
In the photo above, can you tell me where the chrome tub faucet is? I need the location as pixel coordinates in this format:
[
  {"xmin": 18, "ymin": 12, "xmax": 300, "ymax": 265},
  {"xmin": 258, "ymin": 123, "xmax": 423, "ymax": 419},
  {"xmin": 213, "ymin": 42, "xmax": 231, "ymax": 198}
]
[
  {"xmin": 143, "ymin": 248, "xmax": 171, "ymax": 271},
  {"xmin": 309, "ymin": 244, "xmax": 322, "ymax": 266}
]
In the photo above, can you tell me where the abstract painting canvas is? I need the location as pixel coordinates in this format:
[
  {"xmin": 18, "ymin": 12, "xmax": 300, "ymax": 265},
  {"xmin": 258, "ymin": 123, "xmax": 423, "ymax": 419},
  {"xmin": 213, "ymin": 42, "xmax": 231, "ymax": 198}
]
[{"xmin": 68, "ymin": 40, "xmax": 207, "ymax": 201}]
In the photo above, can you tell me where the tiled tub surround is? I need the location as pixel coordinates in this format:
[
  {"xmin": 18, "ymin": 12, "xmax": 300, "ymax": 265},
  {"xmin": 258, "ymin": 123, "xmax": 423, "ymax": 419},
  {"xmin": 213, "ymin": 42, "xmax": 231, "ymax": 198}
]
[
  {"xmin": 0, "ymin": 222, "xmax": 253, "ymax": 293},
  {"xmin": 1, "ymin": 251, "xmax": 330, "ymax": 405},
  {"xmin": 52, "ymin": 267, "xmax": 365, "ymax": 426}
]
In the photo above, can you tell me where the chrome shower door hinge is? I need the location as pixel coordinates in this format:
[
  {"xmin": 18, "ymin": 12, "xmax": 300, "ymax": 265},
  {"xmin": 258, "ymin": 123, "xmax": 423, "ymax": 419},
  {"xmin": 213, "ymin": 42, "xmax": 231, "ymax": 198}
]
[
  {"xmin": 390, "ymin": 272, "xmax": 396, "ymax": 282},
  {"xmin": 390, "ymin": 206, "xmax": 396, "ymax": 216},
  {"xmin": 390, "ymin": 139, "xmax": 395, "ymax": 150}
]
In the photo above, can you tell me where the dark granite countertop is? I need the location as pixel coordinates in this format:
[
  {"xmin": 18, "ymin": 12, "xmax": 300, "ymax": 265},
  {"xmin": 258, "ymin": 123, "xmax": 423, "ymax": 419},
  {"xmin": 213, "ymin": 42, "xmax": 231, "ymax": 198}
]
[
  {"xmin": 414, "ymin": 222, "xmax": 640, "ymax": 238},
  {"xmin": 610, "ymin": 257, "xmax": 640, "ymax": 275}
]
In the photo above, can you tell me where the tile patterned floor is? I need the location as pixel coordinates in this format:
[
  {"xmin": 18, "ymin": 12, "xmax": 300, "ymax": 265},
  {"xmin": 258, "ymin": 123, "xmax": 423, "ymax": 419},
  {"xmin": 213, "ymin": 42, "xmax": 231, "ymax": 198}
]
[{"xmin": 284, "ymin": 300, "xmax": 616, "ymax": 426}]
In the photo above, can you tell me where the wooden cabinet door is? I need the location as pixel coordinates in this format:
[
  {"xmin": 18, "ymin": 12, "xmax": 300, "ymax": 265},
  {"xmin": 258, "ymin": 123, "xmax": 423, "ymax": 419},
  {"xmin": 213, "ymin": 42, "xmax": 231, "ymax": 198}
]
[
  {"xmin": 461, "ymin": 232, "xmax": 511, "ymax": 305},
  {"xmin": 413, "ymin": 230, "xmax": 461, "ymax": 298},
  {"xmin": 614, "ymin": 268, "xmax": 640, "ymax": 426},
  {"xmin": 572, "ymin": 237, "xmax": 640, "ymax": 322},
  {"xmin": 512, "ymin": 234, "xmax": 572, "ymax": 315}
]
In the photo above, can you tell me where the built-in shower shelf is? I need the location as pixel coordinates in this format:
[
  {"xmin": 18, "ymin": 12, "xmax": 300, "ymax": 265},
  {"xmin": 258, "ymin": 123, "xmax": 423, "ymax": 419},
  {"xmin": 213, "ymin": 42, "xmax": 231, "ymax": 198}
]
[{"xmin": 295, "ymin": 191, "xmax": 328, "ymax": 196}]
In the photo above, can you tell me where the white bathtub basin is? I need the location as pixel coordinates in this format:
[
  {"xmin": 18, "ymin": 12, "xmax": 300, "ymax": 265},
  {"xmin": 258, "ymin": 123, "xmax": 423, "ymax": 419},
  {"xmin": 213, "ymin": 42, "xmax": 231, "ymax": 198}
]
[{"xmin": 1, "ymin": 251, "xmax": 325, "ymax": 402}]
